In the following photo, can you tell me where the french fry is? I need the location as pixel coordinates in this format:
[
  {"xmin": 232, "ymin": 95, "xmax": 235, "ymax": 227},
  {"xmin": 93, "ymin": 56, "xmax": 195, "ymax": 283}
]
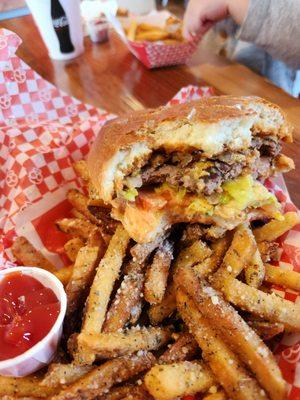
[
  {"xmin": 144, "ymin": 240, "xmax": 173, "ymax": 305},
  {"xmin": 148, "ymin": 281, "xmax": 176, "ymax": 325},
  {"xmin": 176, "ymin": 289, "xmax": 267, "ymax": 400},
  {"xmin": 247, "ymin": 319, "xmax": 284, "ymax": 340},
  {"xmin": 73, "ymin": 160, "xmax": 90, "ymax": 181},
  {"xmin": 54, "ymin": 265, "xmax": 73, "ymax": 286},
  {"xmin": 148, "ymin": 240, "xmax": 211, "ymax": 324},
  {"xmin": 213, "ymin": 224, "xmax": 256, "ymax": 281},
  {"xmin": 103, "ymin": 268, "xmax": 145, "ymax": 332},
  {"xmin": 254, "ymin": 212, "xmax": 300, "ymax": 242},
  {"xmin": 64, "ymin": 237, "xmax": 85, "ymax": 262},
  {"xmin": 0, "ymin": 375, "xmax": 57, "ymax": 398},
  {"xmin": 41, "ymin": 363, "xmax": 93, "ymax": 387},
  {"xmin": 77, "ymin": 226, "xmax": 130, "ymax": 363},
  {"xmin": 11, "ymin": 236, "xmax": 56, "ymax": 273},
  {"xmin": 135, "ymin": 30, "xmax": 170, "ymax": 42},
  {"xmin": 75, "ymin": 327, "xmax": 172, "ymax": 360},
  {"xmin": 129, "ymin": 298, "xmax": 143, "ymax": 325},
  {"xmin": 144, "ymin": 361, "xmax": 215, "ymax": 400},
  {"xmin": 51, "ymin": 352, "xmax": 155, "ymax": 400},
  {"xmin": 176, "ymin": 267, "xmax": 287, "ymax": 400},
  {"xmin": 98, "ymin": 384, "xmax": 153, "ymax": 400},
  {"xmin": 67, "ymin": 188, "xmax": 99, "ymax": 225},
  {"xmin": 202, "ymin": 391, "xmax": 227, "ymax": 400},
  {"xmin": 159, "ymin": 332, "xmax": 198, "ymax": 364},
  {"xmin": 70, "ymin": 208, "xmax": 86, "ymax": 220},
  {"xmin": 244, "ymin": 249, "xmax": 265, "ymax": 288},
  {"xmin": 56, "ymin": 218, "xmax": 95, "ymax": 239},
  {"xmin": 175, "ymin": 240, "xmax": 212, "ymax": 269},
  {"xmin": 264, "ymin": 263, "xmax": 300, "ymax": 291},
  {"xmin": 193, "ymin": 235, "xmax": 231, "ymax": 279},
  {"xmin": 220, "ymin": 277, "xmax": 300, "ymax": 332},
  {"xmin": 65, "ymin": 244, "xmax": 104, "ymax": 319},
  {"xmin": 127, "ymin": 20, "xmax": 138, "ymax": 41},
  {"xmin": 258, "ymin": 241, "xmax": 279, "ymax": 262},
  {"xmin": 130, "ymin": 233, "xmax": 168, "ymax": 264},
  {"xmin": 137, "ymin": 23, "xmax": 160, "ymax": 32}
]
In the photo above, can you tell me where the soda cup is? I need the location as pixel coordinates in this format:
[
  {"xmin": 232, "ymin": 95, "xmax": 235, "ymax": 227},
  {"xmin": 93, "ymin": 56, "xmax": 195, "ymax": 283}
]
[{"xmin": 25, "ymin": 0, "xmax": 84, "ymax": 60}]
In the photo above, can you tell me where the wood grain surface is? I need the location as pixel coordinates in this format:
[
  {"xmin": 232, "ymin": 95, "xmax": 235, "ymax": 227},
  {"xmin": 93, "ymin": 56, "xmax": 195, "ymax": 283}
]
[{"xmin": 1, "ymin": 15, "xmax": 299, "ymax": 206}]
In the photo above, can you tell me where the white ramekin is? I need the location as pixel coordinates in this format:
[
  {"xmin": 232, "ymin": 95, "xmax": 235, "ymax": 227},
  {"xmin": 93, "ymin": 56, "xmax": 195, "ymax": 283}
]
[{"xmin": 0, "ymin": 266, "xmax": 67, "ymax": 377}]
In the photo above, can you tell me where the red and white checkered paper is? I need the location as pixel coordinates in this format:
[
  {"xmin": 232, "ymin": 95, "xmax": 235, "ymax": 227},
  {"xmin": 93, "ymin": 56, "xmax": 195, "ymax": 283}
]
[
  {"xmin": 126, "ymin": 39, "xmax": 198, "ymax": 69},
  {"xmin": 0, "ymin": 29, "xmax": 300, "ymax": 399}
]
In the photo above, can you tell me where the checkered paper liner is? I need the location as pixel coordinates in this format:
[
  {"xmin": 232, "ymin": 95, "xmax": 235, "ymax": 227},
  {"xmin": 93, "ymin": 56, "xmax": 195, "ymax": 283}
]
[{"xmin": 0, "ymin": 29, "xmax": 300, "ymax": 399}]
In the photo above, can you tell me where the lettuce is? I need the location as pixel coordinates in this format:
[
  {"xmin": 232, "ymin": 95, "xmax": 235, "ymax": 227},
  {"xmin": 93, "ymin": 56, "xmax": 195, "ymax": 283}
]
[
  {"xmin": 122, "ymin": 188, "xmax": 138, "ymax": 201},
  {"xmin": 221, "ymin": 175, "xmax": 279, "ymax": 211}
]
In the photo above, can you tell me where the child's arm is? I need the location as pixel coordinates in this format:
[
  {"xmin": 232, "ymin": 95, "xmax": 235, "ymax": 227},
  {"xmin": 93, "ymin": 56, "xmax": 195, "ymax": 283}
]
[
  {"xmin": 183, "ymin": 0, "xmax": 300, "ymax": 69},
  {"xmin": 183, "ymin": 0, "xmax": 249, "ymax": 40}
]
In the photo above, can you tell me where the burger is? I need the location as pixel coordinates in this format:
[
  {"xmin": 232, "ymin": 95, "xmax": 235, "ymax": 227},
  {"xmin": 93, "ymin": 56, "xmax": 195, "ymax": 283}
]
[{"xmin": 87, "ymin": 96, "xmax": 293, "ymax": 243}]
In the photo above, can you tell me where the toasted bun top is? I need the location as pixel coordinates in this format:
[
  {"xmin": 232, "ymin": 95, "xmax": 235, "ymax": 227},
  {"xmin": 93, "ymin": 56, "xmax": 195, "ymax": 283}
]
[{"xmin": 87, "ymin": 96, "xmax": 293, "ymax": 203}]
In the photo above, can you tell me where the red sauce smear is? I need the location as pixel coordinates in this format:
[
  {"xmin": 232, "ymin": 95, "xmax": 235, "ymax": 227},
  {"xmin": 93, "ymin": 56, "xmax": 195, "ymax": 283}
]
[{"xmin": 0, "ymin": 271, "xmax": 60, "ymax": 361}]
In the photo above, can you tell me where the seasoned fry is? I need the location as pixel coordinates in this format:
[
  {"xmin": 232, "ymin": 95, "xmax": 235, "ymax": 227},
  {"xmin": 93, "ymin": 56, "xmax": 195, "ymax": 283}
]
[
  {"xmin": 103, "ymin": 269, "xmax": 145, "ymax": 332},
  {"xmin": 258, "ymin": 241, "xmax": 279, "ymax": 262},
  {"xmin": 56, "ymin": 218, "xmax": 95, "ymax": 239},
  {"xmin": 254, "ymin": 212, "xmax": 300, "ymax": 242},
  {"xmin": 70, "ymin": 208, "xmax": 86, "ymax": 220},
  {"xmin": 65, "ymin": 244, "xmax": 103, "ymax": 318},
  {"xmin": 176, "ymin": 289, "xmax": 267, "ymax": 400},
  {"xmin": 220, "ymin": 277, "xmax": 300, "ymax": 332},
  {"xmin": 137, "ymin": 22, "xmax": 160, "ymax": 32},
  {"xmin": 52, "ymin": 352, "xmax": 155, "ymax": 400},
  {"xmin": 64, "ymin": 237, "xmax": 85, "ymax": 262},
  {"xmin": 82, "ymin": 226, "xmax": 130, "ymax": 334},
  {"xmin": 41, "ymin": 363, "xmax": 93, "ymax": 387},
  {"xmin": 213, "ymin": 224, "xmax": 256, "ymax": 281},
  {"xmin": 247, "ymin": 320, "xmax": 284, "ymax": 340},
  {"xmin": 127, "ymin": 20, "xmax": 138, "ymax": 41},
  {"xmin": 73, "ymin": 160, "xmax": 90, "ymax": 181},
  {"xmin": 193, "ymin": 235, "xmax": 231, "ymax": 279},
  {"xmin": 98, "ymin": 384, "xmax": 153, "ymax": 400},
  {"xmin": 0, "ymin": 375, "xmax": 57, "ymax": 398},
  {"xmin": 144, "ymin": 361, "xmax": 215, "ymax": 400},
  {"xmin": 264, "ymin": 263, "xmax": 300, "ymax": 291},
  {"xmin": 148, "ymin": 281, "xmax": 176, "ymax": 325},
  {"xmin": 11, "ymin": 236, "xmax": 56, "ymax": 272},
  {"xmin": 175, "ymin": 240, "xmax": 212, "ymax": 269},
  {"xmin": 75, "ymin": 327, "xmax": 172, "ymax": 360},
  {"xmin": 159, "ymin": 332, "xmax": 198, "ymax": 364},
  {"xmin": 177, "ymin": 267, "xmax": 287, "ymax": 400},
  {"xmin": 131, "ymin": 233, "xmax": 168, "ymax": 264},
  {"xmin": 244, "ymin": 248, "xmax": 265, "ymax": 288},
  {"xmin": 54, "ymin": 265, "xmax": 73, "ymax": 286},
  {"xmin": 144, "ymin": 240, "xmax": 173, "ymax": 305},
  {"xmin": 67, "ymin": 189, "xmax": 98, "ymax": 224},
  {"xmin": 149, "ymin": 240, "xmax": 211, "ymax": 324},
  {"xmin": 76, "ymin": 226, "xmax": 130, "ymax": 363}
]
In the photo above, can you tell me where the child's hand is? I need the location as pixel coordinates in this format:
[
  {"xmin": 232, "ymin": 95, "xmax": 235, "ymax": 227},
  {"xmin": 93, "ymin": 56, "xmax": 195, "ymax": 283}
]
[{"xmin": 183, "ymin": 0, "xmax": 249, "ymax": 40}]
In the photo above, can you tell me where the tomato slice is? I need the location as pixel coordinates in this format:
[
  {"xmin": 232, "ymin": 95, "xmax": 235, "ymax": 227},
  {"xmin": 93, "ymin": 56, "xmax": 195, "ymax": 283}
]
[{"xmin": 136, "ymin": 190, "xmax": 167, "ymax": 210}]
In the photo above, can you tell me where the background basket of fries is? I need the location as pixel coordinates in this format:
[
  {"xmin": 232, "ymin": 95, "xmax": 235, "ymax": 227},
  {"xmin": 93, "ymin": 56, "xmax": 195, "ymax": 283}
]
[
  {"xmin": 112, "ymin": 10, "xmax": 198, "ymax": 69},
  {"xmin": 2, "ymin": 29, "xmax": 300, "ymax": 400}
]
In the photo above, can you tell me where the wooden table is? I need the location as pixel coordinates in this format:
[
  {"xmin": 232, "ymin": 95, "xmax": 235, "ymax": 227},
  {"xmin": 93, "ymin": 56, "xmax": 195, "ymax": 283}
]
[{"xmin": 1, "ymin": 15, "xmax": 300, "ymax": 206}]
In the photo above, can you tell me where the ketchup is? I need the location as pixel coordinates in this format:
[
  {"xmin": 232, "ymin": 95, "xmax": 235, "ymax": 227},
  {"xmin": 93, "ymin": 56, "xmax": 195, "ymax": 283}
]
[{"xmin": 0, "ymin": 272, "xmax": 60, "ymax": 361}]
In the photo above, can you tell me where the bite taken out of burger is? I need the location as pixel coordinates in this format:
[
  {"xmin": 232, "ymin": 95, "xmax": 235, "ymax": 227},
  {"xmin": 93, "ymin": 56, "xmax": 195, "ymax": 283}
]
[{"xmin": 87, "ymin": 96, "xmax": 294, "ymax": 244}]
